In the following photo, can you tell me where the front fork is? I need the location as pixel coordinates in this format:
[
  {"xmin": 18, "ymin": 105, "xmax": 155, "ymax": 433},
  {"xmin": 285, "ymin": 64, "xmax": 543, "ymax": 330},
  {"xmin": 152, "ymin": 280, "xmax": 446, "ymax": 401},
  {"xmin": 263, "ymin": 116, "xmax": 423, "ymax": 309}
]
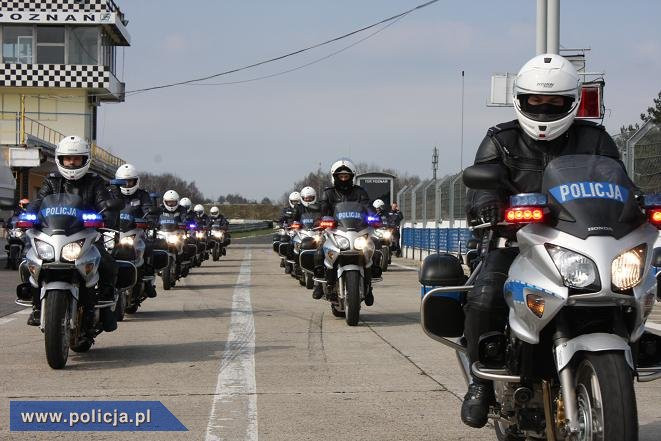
[{"xmin": 553, "ymin": 312, "xmax": 579, "ymax": 438}]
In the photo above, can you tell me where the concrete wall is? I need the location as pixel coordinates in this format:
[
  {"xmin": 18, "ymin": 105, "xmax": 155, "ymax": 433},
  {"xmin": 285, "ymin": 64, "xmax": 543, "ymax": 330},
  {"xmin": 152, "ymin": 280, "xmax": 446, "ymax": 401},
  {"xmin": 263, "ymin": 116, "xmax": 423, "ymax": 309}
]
[{"xmin": 0, "ymin": 88, "xmax": 89, "ymax": 145}]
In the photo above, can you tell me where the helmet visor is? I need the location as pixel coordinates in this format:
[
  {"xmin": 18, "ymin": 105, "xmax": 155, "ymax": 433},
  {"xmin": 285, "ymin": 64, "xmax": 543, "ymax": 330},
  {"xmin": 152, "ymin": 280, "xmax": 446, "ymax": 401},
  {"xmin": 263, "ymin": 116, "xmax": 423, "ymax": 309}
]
[
  {"xmin": 165, "ymin": 200, "xmax": 178, "ymax": 208},
  {"xmin": 517, "ymin": 94, "xmax": 575, "ymax": 122},
  {"xmin": 122, "ymin": 178, "xmax": 138, "ymax": 189},
  {"xmin": 302, "ymin": 195, "xmax": 315, "ymax": 203},
  {"xmin": 57, "ymin": 155, "xmax": 88, "ymax": 170}
]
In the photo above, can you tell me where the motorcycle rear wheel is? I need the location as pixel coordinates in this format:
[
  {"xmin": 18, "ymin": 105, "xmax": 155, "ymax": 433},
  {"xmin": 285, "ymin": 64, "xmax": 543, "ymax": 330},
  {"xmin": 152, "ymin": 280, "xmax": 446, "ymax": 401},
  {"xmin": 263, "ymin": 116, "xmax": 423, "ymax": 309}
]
[{"xmin": 44, "ymin": 291, "xmax": 71, "ymax": 369}]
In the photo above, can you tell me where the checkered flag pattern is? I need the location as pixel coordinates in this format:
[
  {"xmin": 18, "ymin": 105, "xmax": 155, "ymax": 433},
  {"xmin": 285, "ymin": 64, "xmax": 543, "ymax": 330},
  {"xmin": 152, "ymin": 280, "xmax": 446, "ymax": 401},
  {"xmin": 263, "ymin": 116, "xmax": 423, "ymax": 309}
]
[
  {"xmin": 0, "ymin": 64, "xmax": 109, "ymax": 88},
  {"xmin": 0, "ymin": 0, "xmax": 115, "ymax": 13}
]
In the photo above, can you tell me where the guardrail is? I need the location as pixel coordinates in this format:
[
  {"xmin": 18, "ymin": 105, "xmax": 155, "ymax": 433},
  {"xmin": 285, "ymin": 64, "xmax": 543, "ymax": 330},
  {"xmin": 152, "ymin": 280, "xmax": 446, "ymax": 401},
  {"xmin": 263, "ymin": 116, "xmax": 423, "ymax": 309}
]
[{"xmin": 228, "ymin": 220, "xmax": 272, "ymax": 233}]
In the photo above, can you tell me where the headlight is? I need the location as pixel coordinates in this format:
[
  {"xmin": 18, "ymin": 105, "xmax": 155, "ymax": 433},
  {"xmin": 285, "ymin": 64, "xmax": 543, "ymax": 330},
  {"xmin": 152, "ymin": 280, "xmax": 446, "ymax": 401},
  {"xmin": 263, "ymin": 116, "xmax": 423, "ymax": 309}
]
[
  {"xmin": 11, "ymin": 229, "xmax": 24, "ymax": 238},
  {"xmin": 119, "ymin": 235, "xmax": 136, "ymax": 246},
  {"xmin": 612, "ymin": 244, "xmax": 646, "ymax": 291},
  {"xmin": 62, "ymin": 241, "xmax": 84, "ymax": 262},
  {"xmin": 166, "ymin": 234, "xmax": 180, "ymax": 245},
  {"xmin": 546, "ymin": 244, "xmax": 599, "ymax": 290},
  {"xmin": 35, "ymin": 239, "xmax": 55, "ymax": 261},
  {"xmin": 196, "ymin": 231, "xmax": 206, "ymax": 239},
  {"xmin": 382, "ymin": 230, "xmax": 392, "ymax": 240},
  {"xmin": 212, "ymin": 230, "xmax": 224, "ymax": 239},
  {"xmin": 354, "ymin": 236, "xmax": 369, "ymax": 250},
  {"xmin": 334, "ymin": 235, "xmax": 350, "ymax": 250}
]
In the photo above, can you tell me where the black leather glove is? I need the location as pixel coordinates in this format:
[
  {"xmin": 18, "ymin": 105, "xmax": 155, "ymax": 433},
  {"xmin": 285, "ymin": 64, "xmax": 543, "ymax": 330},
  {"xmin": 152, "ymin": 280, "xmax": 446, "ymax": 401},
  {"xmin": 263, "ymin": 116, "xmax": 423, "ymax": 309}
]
[{"xmin": 478, "ymin": 202, "xmax": 504, "ymax": 224}]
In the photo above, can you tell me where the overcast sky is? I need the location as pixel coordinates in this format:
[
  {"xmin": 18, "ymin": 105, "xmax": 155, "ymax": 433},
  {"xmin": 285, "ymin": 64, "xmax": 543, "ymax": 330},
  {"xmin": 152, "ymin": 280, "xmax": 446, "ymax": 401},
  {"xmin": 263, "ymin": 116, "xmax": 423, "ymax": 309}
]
[{"xmin": 97, "ymin": 0, "xmax": 661, "ymax": 201}]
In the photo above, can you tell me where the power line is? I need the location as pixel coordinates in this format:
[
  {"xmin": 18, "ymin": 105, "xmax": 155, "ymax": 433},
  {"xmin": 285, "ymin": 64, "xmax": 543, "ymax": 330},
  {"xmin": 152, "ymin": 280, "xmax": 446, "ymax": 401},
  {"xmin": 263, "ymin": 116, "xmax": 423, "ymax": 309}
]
[
  {"xmin": 186, "ymin": 14, "xmax": 405, "ymax": 88},
  {"xmin": 92, "ymin": 0, "xmax": 441, "ymax": 98}
]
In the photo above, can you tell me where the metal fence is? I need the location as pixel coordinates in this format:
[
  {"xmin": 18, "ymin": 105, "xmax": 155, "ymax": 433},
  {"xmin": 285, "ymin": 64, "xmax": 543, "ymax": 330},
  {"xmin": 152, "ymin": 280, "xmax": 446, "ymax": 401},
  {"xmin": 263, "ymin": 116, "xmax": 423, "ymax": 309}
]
[
  {"xmin": 397, "ymin": 171, "xmax": 468, "ymax": 227},
  {"xmin": 615, "ymin": 120, "xmax": 661, "ymax": 194}
]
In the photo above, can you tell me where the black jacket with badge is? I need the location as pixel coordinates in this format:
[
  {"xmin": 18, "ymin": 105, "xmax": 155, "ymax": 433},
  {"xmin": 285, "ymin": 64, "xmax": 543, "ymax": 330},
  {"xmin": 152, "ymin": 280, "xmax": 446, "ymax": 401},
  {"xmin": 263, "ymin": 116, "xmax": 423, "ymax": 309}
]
[
  {"xmin": 113, "ymin": 188, "xmax": 156, "ymax": 221},
  {"xmin": 468, "ymin": 119, "xmax": 622, "ymax": 216},
  {"xmin": 319, "ymin": 185, "xmax": 373, "ymax": 217},
  {"xmin": 279, "ymin": 206, "xmax": 296, "ymax": 225},
  {"xmin": 28, "ymin": 172, "xmax": 118, "ymax": 227}
]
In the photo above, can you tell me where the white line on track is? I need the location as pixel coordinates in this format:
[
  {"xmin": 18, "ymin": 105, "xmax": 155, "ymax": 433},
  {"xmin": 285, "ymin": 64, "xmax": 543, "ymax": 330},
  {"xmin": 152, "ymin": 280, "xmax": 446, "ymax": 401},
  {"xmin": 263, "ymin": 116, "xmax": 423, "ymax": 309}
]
[
  {"xmin": 0, "ymin": 316, "xmax": 16, "ymax": 326},
  {"xmin": 0, "ymin": 307, "xmax": 31, "ymax": 325},
  {"xmin": 205, "ymin": 248, "xmax": 258, "ymax": 441},
  {"xmin": 390, "ymin": 263, "xmax": 418, "ymax": 271}
]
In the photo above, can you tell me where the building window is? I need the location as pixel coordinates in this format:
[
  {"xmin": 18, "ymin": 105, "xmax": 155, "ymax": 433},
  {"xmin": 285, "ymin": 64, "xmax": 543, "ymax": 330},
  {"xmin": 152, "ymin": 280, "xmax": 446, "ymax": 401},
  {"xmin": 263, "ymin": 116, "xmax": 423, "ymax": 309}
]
[
  {"xmin": 37, "ymin": 26, "xmax": 65, "ymax": 64},
  {"xmin": 69, "ymin": 27, "xmax": 99, "ymax": 65},
  {"xmin": 2, "ymin": 26, "xmax": 34, "ymax": 64},
  {"xmin": 102, "ymin": 32, "xmax": 116, "ymax": 73}
]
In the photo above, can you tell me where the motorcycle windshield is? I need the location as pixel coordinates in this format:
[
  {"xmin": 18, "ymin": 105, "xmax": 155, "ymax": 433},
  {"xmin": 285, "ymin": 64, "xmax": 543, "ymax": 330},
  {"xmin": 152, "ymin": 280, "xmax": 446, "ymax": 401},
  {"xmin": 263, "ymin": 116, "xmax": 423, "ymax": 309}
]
[
  {"xmin": 333, "ymin": 202, "xmax": 368, "ymax": 231},
  {"xmin": 300, "ymin": 213, "xmax": 319, "ymax": 229},
  {"xmin": 37, "ymin": 193, "xmax": 88, "ymax": 235},
  {"xmin": 542, "ymin": 155, "xmax": 645, "ymax": 239},
  {"xmin": 158, "ymin": 213, "xmax": 179, "ymax": 232}
]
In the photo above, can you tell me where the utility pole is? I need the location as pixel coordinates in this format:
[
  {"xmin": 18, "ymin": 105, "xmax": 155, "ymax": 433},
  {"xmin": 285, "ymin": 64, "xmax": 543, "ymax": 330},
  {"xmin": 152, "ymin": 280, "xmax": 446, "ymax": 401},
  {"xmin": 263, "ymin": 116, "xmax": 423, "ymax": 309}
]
[
  {"xmin": 460, "ymin": 71, "xmax": 465, "ymax": 170},
  {"xmin": 432, "ymin": 146, "xmax": 438, "ymax": 181}
]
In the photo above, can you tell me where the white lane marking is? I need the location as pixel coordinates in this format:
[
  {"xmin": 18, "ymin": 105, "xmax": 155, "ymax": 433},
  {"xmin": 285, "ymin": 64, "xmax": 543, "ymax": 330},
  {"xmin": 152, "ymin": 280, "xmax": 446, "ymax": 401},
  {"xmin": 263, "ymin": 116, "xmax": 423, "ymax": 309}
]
[
  {"xmin": 206, "ymin": 248, "xmax": 257, "ymax": 441},
  {"xmin": 391, "ymin": 263, "xmax": 418, "ymax": 271},
  {"xmin": 0, "ymin": 316, "xmax": 17, "ymax": 326}
]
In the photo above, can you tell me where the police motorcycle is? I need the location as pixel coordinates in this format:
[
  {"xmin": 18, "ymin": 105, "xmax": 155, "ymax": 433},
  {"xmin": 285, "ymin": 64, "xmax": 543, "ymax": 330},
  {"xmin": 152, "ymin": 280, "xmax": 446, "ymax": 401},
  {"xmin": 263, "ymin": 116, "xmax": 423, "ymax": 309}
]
[
  {"xmin": 372, "ymin": 219, "xmax": 395, "ymax": 273},
  {"xmin": 209, "ymin": 220, "xmax": 228, "ymax": 261},
  {"xmin": 6, "ymin": 214, "xmax": 26, "ymax": 270},
  {"xmin": 14, "ymin": 194, "xmax": 134, "ymax": 369},
  {"xmin": 302, "ymin": 202, "xmax": 382, "ymax": 326},
  {"xmin": 154, "ymin": 213, "xmax": 187, "ymax": 290},
  {"xmin": 185, "ymin": 221, "xmax": 207, "ymax": 268},
  {"xmin": 293, "ymin": 213, "xmax": 322, "ymax": 289},
  {"xmin": 276, "ymin": 222, "xmax": 297, "ymax": 275},
  {"xmin": 110, "ymin": 207, "xmax": 167, "ymax": 318},
  {"xmin": 419, "ymin": 155, "xmax": 661, "ymax": 441}
]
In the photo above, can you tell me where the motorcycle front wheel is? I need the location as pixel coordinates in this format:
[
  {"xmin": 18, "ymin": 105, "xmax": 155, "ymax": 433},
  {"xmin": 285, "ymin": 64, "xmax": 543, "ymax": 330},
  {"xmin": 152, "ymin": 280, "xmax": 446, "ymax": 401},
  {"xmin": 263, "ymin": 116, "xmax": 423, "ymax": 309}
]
[
  {"xmin": 162, "ymin": 261, "xmax": 172, "ymax": 290},
  {"xmin": 114, "ymin": 290, "xmax": 126, "ymax": 322},
  {"xmin": 344, "ymin": 271, "xmax": 361, "ymax": 326},
  {"xmin": 44, "ymin": 291, "xmax": 71, "ymax": 369},
  {"xmin": 574, "ymin": 352, "xmax": 637, "ymax": 441}
]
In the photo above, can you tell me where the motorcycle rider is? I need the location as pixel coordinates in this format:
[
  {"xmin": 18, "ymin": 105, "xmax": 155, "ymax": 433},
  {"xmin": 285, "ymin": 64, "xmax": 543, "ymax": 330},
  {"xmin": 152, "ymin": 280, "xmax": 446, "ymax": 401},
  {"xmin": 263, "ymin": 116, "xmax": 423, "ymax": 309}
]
[
  {"xmin": 372, "ymin": 199, "xmax": 386, "ymax": 221},
  {"xmin": 279, "ymin": 192, "xmax": 300, "ymax": 225},
  {"xmin": 460, "ymin": 54, "xmax": 623, "ymax": 429},
  {"xmin": 209, "ymin": 206, "xmax": 230, "ymax": 256},
  {"xmin": 293, "ymin": 186, "xmax": 322, "ymax": 222},
  {"xmin": 193, "ymin": 204, "xmax": 210, "ymax": 227},
  {"xmin": 113, "ymin": 163, "xmax": 158, "ymax": 298},
  {"xmin": 179, "ymin": 197, "xmax": 194, "ymax": 222},
  {"xmin": 312, "ymin": 159, "xmax": 376, "ymax": 303},
  {"xmin": 24, "ymin": 136, "xmax": 120, "ymax": 330},
  {"xmin": 387, "ymin": 202, "xmax": 404, "ymax": 257}
]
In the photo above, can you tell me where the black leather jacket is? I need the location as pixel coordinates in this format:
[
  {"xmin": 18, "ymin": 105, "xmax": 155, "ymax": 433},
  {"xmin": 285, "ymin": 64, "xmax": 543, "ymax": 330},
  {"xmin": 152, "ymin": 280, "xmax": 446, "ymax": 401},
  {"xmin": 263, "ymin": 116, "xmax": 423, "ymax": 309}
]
[
  {"xmin": 157, "ymin": 205, "xmax": 188, "ymax": 225},
  {"xmin": 279, "ymin": 206, "xmax": 297, "ymax": 225},
  {"xmin": 468, "ymin": 119, "xmax": 622, "ymax": 214},
  {"xmin": 319, "ymin": 185, "xmax": 373, "ymax": 217},
  {"xmin": 211, "ymin": 215, "xmax": 229, "ymax": 228},
  {"xmin": 386, "ymin": 209, "xmax": 404, "ymax": 227},
  {"xmin": 114, "ymin": 188, "xmax": 156, "ymax": 220},
  {"xmin": 195, "ymin": 213, "xmax": 210, "ymax": 228},
  {"xmin": 28, "ymin": 173, "xmax": 118, "ymax": 226},
  {"xmin": 293, "ymin": 203, "xmax": 322, "ymax": 222}
]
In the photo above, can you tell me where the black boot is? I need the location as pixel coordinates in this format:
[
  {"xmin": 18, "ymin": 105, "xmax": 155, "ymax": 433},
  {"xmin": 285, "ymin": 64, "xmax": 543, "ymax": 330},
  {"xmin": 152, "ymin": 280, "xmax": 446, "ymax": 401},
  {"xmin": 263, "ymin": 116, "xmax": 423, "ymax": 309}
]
[
  {"xmin": 27, "ymin": 308, "xmax": 40, "ymax": 326},
  {"xmin": 461, "ymin": 381, "xmax": 493, "ymax": 428},
  {"xmin": 364, "ymin": 285, "xmax": 374, "ymax": 306},
  {"xmin": 99, "ymin": 286, "xmax": 117, "ymax": 332},
  {"xmin": 145, "ymin": 283, "xmax": 157, "ymax": 298},
  {"xmin": 312, "ymin": 283, "xmax": 324, "ymax": 300}
]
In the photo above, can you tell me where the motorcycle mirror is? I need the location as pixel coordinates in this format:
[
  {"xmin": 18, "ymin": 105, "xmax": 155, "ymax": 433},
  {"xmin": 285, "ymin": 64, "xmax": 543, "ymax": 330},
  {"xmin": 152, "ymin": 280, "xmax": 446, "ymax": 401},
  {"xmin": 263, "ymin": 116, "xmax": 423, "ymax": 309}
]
[{"xmin": 463, "ymin": 164, "xmax": 517, "ymax": 193}]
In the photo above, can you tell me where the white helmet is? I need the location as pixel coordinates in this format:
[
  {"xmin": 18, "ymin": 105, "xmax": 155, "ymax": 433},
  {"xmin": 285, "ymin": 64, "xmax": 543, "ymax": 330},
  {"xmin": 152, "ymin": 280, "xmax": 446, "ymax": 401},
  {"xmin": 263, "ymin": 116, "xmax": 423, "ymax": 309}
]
[
  {"xmin": 289, "ymin": 191, "xmax": 301, "ymax": 208},
  {"xmin": 330, "ymin": 158, "xmax": 357, "ymax": 191},
  {"xmin": 373, "ymin": 199, "xmax": 385, "ymax": 210},
  {"xmin": 56, "ymin": 135, "xmax": 91, "ymax": 181},
  {"xmin": 115, "ymin": 163, "xmax": 140, "ymax": 196},
  {"xmin": 163, "ymin": 190, "xmax": 180, "ymax": 212},
  {"xmin": 300, "ymin": 186, "xmax": 317, "ymax": 207},
  {"xmin": 194, "ymin": 204, "xmax": 205, "ymax": 215},
  {"xmin": 180, "ymin": 197, "xmax": 192, "ymax": 211},
  {"xmin": 513, "ymin": 54, "xmax": 581, "ymax": 141},
  {"xmin": 210, "ymin": 206, "xmax": 220, "ymax": 218}
]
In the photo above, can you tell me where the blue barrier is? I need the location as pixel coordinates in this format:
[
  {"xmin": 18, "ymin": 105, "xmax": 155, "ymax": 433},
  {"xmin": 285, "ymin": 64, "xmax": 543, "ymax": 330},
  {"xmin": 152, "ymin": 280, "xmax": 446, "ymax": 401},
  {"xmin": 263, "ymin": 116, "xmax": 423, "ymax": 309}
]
[{"xmin": 402, "ymin": 227, "xmax": 472, "ymax": 254}]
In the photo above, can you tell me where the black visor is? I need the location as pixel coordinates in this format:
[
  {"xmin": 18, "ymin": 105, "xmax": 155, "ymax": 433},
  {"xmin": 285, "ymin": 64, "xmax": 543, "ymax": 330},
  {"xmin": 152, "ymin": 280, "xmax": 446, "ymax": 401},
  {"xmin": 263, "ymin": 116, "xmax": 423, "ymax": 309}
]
[{"xmin": 518, "ymin": 94, "xmax": 575, "ymax": 122}]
